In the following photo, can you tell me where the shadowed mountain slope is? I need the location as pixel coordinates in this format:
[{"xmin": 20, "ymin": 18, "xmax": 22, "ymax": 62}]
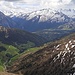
[{"xmin": 0, "ymin": 26, "xmax": 46, "ymax": 47}]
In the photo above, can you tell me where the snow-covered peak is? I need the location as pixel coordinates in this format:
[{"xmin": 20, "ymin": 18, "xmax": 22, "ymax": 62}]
[
  {"xmin": 26, "ymin": 9, "xmax": 56, "ymax": 20},
  {"xmin": 58, "ymin": 9, "xmax": 75, "ymax": 18},
  {"xmin": 0, "ymin": 7, "xmax": 75, "ymax": 19},
  {"xmin": 0, "ymin": 10, "xmax": 26, "ymax": 17},
  {"xmin": 0, "ymin": 3, "xmax": 26, "ymax": 17},
  {"xmin": 21, "ymin": 9, "xmax": 70, "ymax": 23}
]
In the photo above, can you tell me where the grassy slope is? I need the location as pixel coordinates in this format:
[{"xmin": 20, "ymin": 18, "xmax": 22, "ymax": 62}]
[
  {"xmin": 8, "ymin": 46, "xmax": 45, "ymax": 65},
  {"xmin": 0, "ymin": 42, "xmax": 46, "ymax": 71},
  {"xmin": 0, "ymin": 26, "xmax": 47, "ymax": 72},
  {"xmin": 0, "ymin": 43, "xmax": 19, "ymax": 71}
]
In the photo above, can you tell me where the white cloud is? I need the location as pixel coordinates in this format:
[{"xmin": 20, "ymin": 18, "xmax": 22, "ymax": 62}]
[
  {"xmin": 27, "ymin": 0, "xmax": 74, "ymax": 9},
  {"xmin": 61, "ymin": 0, "xmax": 71, "ymax": 4},
  {"xmin": 40, "ymin": 0, "xmax": 60, "ymax": 8},
  {"xmin": 0, "ymin": 0, "xmax": 74, "ymax": 14}
]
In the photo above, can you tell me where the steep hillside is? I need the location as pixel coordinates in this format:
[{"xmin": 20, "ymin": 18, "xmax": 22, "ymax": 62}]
[
  {"xmin": 0, "ymin": 26, "xmax": 46, "ymax": 49},
  {"xmin": 0, "ymin": 11, "xmax": 16, "ymax": 28},
  {"xmin": 7, "ymin": 33, "xmax": 75, "ymax": 75},
  {"xmin": 0, "ymin": 42, "xmax": 19, "ymax": 72},
  {"xmin": 0, "ymin": 26, "xmax": 46, "ymax": 72}
]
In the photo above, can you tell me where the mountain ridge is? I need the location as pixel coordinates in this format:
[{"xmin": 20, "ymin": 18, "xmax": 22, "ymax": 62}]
[
  {"xmin": 11, "ymin": 9, "xmax": 72, "ymax": 32},
  {"xmin": 0, "ymin": 11, "xmax": 17, "ymax": 28},
  {"xmin": 0, "ymin": 26, "xmax": 46, "ymax": 51},
  {"xmin": 0, "ymin": 26, "xmax": 46, "ymax": 72},
  {"xmin": 7, "ymin": 33, "xmax": 75, "ymax": 75},
  {"xmin": 0, "ymin": 9, "xmax": 75, "ymax": 32}
]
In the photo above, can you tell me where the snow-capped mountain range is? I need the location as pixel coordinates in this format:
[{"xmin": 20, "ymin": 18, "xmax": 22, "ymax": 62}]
[
  {"xmin": 0, "ymin": 8, "xmax": 75, "ymax": 32},
  {"xmin": 11, "ymin": 8, "xmax": 74, "ymax": 31},
  {"xmin": 23, "ymin": 9, "xmax": 70, "ymax": 23},
  {"xmin": 59, "ymin": 9, "xmax": 75, "ymax": 18},
  {"xmin": 1, "ymin": 8, "xmax": 75, "ymax": 19}
]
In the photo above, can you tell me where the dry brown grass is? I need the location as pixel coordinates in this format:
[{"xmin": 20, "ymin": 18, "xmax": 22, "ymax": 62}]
[{"xmin": 0, "ymin": 72, "xmax": 19, "ymax": 75}]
